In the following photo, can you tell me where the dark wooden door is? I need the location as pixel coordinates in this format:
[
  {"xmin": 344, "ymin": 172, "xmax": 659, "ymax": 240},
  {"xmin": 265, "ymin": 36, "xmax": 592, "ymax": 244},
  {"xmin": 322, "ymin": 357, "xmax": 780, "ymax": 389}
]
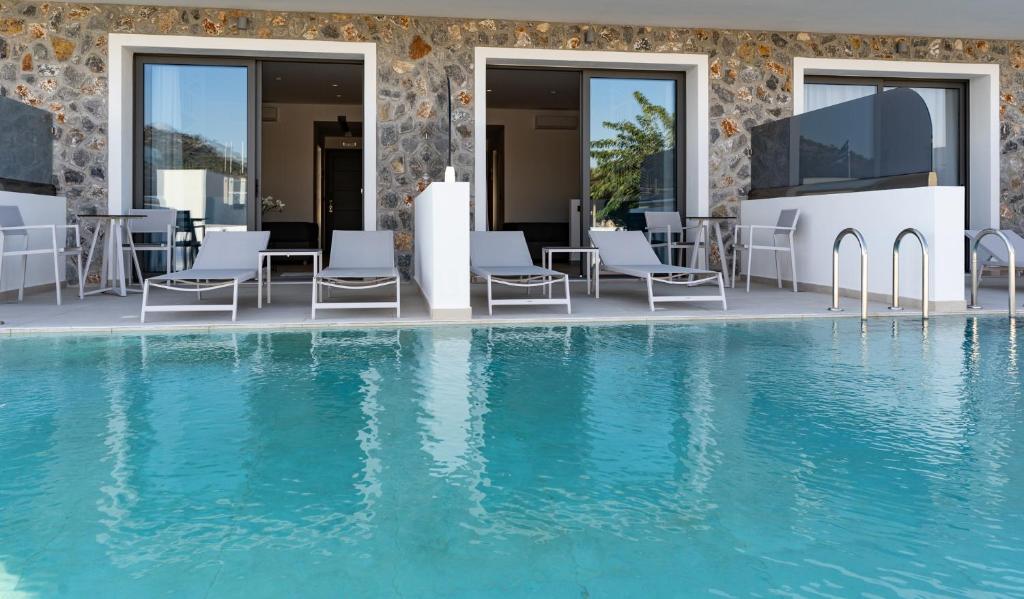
[{"xmin": 322, "ymin": 148, "xmax": 363, "ymax": 254}]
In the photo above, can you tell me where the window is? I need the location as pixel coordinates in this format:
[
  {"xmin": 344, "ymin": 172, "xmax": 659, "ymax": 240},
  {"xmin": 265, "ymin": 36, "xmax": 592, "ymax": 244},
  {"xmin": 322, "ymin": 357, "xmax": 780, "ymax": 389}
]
[
  {"xmin": 134, "ymin": 56, "xmax": 256, "ymax": 231},
  {"xmin": 805, "ymin": 77, "xmax": 967, "ymax": 189}
]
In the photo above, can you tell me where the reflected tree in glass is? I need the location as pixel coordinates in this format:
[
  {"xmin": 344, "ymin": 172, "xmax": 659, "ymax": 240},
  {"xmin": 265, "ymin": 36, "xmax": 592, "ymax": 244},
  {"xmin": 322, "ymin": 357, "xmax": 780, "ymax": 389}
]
[{"xmin": 589, "ymin": 91, "xmax": 676, "ymax": 228}]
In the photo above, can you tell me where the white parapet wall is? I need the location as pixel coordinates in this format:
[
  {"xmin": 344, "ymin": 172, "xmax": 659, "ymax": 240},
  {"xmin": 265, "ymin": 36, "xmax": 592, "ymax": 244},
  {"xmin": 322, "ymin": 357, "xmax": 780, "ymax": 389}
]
[
  {"xmin": 739, "ymin": 187, "xmax": 966, "ymax": 311},
  {"xmin": 414, "ymin": 182, "xmax": 472, "ymax": 320},
  {"xmin": 0, "ymin": 191, "xmax": 68, "ymax": 293}
]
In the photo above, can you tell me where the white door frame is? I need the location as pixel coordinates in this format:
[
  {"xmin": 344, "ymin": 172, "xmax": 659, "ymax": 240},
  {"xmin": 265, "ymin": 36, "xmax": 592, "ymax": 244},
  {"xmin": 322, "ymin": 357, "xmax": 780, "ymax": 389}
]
[
  {"xmin": 792, "ymin": 57, "xmax": 1000, "ymax": 230},
  {"xmin": 473, "ymin": 47, "xmax": 710, "ymax": 232},
  {"xmin": 108, "ymin": 34, "xmax": 378, "ymax": 231}
]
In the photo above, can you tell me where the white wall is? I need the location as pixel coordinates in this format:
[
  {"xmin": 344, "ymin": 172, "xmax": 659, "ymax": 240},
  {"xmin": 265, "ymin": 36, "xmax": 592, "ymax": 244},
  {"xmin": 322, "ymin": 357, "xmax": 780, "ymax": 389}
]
[
  {"xmin": 486, "ymin": 108, "xmax": 580, "ymax": 223},
  {"xmin": 260, "ymin": 102, "xmax": 361, "ymax": 223},
  {"xmin": 0, "ymin": 191, "xmax": 67, "ymax": 292},
  {"xmin": 740, "ymin": 187, "xmax": 966, "ymax": 310},
  {"xmin": 414, "ymin": 182, "xmax": 471, "ymax": 320}
]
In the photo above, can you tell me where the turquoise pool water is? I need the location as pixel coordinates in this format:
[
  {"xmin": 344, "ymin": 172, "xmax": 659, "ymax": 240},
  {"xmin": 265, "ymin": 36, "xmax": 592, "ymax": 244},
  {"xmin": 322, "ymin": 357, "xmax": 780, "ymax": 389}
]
[{"xmin": 1, "ymin": 318, "xmax": 1022, "ymax": 597}]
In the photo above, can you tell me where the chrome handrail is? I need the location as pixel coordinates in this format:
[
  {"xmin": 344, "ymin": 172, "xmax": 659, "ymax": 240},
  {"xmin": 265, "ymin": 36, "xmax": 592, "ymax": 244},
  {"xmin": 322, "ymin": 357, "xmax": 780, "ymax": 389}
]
[
  {"xmin": 888, "ymin": 228, "xmax": 929, "ymax": 320},
  {"xmin": 968, "ymin": 228, "xmax": 1016, "ymax": 317},
  {"xmin": 828, "ymin": 228, "xmax": 868, "ymax": 320}
]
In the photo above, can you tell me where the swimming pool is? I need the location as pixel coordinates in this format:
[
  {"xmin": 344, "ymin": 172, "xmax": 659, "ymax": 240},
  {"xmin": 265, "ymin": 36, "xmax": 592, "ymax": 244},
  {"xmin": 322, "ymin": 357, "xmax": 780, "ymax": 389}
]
[{"xmin": 1, "ymin": 317, "xmax": 1022, "ymax": 597}]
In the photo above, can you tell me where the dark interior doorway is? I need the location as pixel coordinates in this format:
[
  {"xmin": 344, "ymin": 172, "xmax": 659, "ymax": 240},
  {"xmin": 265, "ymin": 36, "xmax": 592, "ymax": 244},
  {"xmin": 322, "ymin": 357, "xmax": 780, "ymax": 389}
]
[{"xmin": 322, "ymin": 147, "xmax": 363, "ymax": 254}]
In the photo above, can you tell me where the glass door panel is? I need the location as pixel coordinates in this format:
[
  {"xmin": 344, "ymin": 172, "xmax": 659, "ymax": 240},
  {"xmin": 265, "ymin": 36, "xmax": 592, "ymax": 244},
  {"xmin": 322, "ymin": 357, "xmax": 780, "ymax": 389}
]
[
  {"xmin": 583, "ymin": 75, "xmax": 681, "ymax": 234},
  {"xmin": 136, "ymin": 59, "xmax": 254, "ymax": 231}
]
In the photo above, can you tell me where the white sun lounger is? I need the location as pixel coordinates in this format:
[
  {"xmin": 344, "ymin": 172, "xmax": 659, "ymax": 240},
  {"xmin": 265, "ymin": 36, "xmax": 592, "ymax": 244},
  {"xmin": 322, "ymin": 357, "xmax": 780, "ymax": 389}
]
[
  {"xmin": 589, "ymin": 230, "xmax": 727, "ymax": 312},
  {"xmin": 141, "ymin": 231, "xmax": 270, "ymax": 322},
  {"xmin": 312, "ymin": 230, "xmax": 401, "ymax": 318},
  {"xmin": 965, "ymin": 229, "xmax": 1024, "ymax": 281},
  {"xmin": 471, "ymin": 231, "xmax": 571, "ymax": 315}
]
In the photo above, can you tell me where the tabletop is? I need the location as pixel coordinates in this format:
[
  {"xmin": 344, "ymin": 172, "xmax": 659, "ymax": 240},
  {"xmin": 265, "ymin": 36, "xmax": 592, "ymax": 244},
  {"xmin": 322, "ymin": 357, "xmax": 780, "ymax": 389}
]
[
  {"xmin": 77, "ymin": 214, "xmax": 147, "ymax": 219},
  {"xmin": 688, "ymin": 215, "xmax": 737, "ymax": 220}
]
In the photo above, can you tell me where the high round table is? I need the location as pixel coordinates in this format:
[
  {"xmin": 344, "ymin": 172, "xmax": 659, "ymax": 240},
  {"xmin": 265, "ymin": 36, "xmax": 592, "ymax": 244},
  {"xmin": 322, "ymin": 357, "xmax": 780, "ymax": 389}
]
[{"xmin": 79, "ymin": 214, "xmax": 147, "ymax": 297}]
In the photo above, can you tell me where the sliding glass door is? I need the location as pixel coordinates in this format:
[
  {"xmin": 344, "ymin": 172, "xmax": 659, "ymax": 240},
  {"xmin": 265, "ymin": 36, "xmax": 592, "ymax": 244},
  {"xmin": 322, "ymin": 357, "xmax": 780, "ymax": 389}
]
[
  {"xmin": 134, "ymin": 57, "xmax": 257, "ymax": 231},
  {"xmin": 582, "ymin": 72, "xmax": 684, "ymax": 235}
]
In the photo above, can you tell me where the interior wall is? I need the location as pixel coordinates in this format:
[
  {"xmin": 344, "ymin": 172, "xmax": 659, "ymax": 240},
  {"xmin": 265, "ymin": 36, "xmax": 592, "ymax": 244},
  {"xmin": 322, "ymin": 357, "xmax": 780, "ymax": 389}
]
[
  {"xmin": 486, "ymin": 108, "xmax": 581, "ymax": 223},
  {"xmin": 260, "ymin": 102, "xmax": 361, "ymax": 223}
]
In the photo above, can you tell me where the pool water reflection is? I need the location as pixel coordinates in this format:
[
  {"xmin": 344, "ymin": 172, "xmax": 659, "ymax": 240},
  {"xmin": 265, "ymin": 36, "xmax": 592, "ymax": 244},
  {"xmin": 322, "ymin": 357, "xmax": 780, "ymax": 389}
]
[{"xmin": 1, "ymin": 318, "xmax": 1022, "ymax": 597}]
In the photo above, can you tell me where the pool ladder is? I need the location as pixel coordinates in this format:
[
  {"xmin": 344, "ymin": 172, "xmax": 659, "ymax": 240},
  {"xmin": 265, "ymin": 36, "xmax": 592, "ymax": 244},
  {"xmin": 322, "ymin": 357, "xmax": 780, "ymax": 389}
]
[
  {"xmin": 829, "ymin": 228, "xmax": 931, "ymax": 321},
  {"xmin": 888, "ymin": 228, "xmax": 929, "ymax": 320},
  {"xmin": 829, "ymin": 228, "xmax": 869, "ymax": 320},
  {"xmin": 967, "ymin": 228, "xmax": 1016, "ymax": 317}
]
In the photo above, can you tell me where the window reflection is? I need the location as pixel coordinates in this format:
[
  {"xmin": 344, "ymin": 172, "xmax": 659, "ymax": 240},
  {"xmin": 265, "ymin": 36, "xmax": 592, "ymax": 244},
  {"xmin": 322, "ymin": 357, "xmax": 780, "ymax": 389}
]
[
  {"xmin": 588, "ymin": 78, "xmax": 677, "ymax": 230},
  {"xmin": 804, "ymin": 81, "xmax": 962, "ymax": 187},
  {"xmin": 140, "ymin": 63, "xmax": 249, "ymax": 230}
]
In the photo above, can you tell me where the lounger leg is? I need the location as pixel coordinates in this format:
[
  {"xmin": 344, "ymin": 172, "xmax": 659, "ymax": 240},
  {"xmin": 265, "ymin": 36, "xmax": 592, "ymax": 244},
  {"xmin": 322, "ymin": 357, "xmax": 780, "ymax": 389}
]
[
  {"xmin": 231, "ymin": 280, "xmax": 239, "ymax": 322},
  {"xmin": 646, "ymin": 274, "xmax": 655, "ymax": 312},
  {"xmin": 487, "ymin": 276, "xmax": 493, "ymax": 316},
  {"xmin": 310, "ymin": 279, "xmax": 317, "ymax": 319},
  {"xmin": 82, "ymin": 220, "xmax": 100, "ymax": 291},
  {"xmin": 564, "ymin": 274, "xmax": 571, "ymax": 314},
  {"xmin": 127, "ymin": 232, "xmax": 144, "ymax": 285},
  {"xmin": 114, "ymin": 223, "xmax": 127, "ymax": 297},
  {"xmin": 731, "ymin": 242, "xmax": 738, "ymax": 289},
  {"xmin": 395, "ymin": 279, "xmax": 401, "ymax": 318},
  {"xmin": 718, "ymin": 273, "xmax": 728, "ymax": 311},
  {"xmin": 745, "ymin": 244, "xmax": 753, "ymax": 293},
  {"xmin": 75, "ymin": 253, "xmax": 84, "ymax": 299},
  {"xmin": 19, "ymin": 253, "xmax": 27, "ymax": 302},
  {"xmin": 789, "ymin": 244, "xmax": 798, "ymax": 293},
  {"xmin": 51, "ymin": 227, "xmax": 62, "ymax": 306},
  {"xmin": 140, "ymin": 280, "xmax": 149, "ymax": 323},
  {"xmin": 773, "ymin": 237, "xmax": 782, "ymax": 289}
]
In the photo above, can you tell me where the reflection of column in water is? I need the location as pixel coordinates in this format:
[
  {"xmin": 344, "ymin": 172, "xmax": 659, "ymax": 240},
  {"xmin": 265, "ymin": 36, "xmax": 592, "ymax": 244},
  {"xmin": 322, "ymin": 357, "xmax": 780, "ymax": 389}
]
[{"xmin": 417, "ymin": 327, "xmax": 489, "ymax": 505}]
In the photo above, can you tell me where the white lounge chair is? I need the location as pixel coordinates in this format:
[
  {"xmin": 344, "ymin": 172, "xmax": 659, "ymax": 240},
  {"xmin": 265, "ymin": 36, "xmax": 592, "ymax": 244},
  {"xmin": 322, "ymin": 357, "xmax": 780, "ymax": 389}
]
[
  {"xmin": 731, "ymin": 208, "xmax": 800, "ymax": 293},
  {"xmin": 644, "ymin": 211, "xmax": 705, "ymax": 268},
  {"xmin": 471, "ymin": 231, "xmax": 570, "ymax": 315},
  {"xmin": 124, "ymin": 207, "xmax": 176, "ymax": 283},
  {"xmin": 965, "ymin": 229, "xmax": 1024, "ymax": 282},
  {"xmin": 589, "ymin": 229, "xmax": 727, "ymax": 312},
  {"xmin": 141, "ymin": 231, "xmax": 269, "ymax": 322},
  {"xmin": 312, "ymin": 230, "xmax": 401, "ymax": 318},
  {"xmin": 0, "ymin": 205, "xmax": 83, "ymax": 305}
]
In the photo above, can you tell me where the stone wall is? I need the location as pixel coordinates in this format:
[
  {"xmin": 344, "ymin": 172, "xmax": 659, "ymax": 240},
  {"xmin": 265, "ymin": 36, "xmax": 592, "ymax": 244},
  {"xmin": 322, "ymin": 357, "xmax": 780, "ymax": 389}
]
[{"xmin": 1, "ymin": 1, "xmax": 1022, "ymax": 275}]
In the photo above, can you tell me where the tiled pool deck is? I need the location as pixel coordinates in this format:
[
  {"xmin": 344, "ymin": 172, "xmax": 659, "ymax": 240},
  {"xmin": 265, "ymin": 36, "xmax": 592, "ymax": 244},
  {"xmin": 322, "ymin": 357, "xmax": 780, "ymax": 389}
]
[{"xmin": 0, "ymin": 276, "xmax": 1016, "ymax": 334}]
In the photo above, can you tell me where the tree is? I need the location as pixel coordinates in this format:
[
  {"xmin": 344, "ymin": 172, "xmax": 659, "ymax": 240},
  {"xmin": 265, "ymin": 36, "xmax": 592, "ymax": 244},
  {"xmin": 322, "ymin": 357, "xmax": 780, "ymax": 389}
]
[{"xmin": 589, "ymin": 91, "xmax": 676, "ymax": 225}]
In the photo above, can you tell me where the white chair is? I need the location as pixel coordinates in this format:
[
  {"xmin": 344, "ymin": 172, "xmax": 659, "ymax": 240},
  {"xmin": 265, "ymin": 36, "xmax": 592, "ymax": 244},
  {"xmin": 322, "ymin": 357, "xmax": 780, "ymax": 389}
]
[
  {"xmin": 643, "ymin": 211, "xmax": 706, "ymax": 268},
  {"xmin": 588, "ymin": 230, "xmax": 726, "ymax": 312},
  {"xmin": 732, "ymin": 209, "xmax": 800, "ymax": 292},
  {"xmin": 471, "ymin": 231, "xmax": 570, "ymax": 315},
  {"xmin": 141, "ymin": 231, "xmax": 269, "ymax": 322},
  {"xmin": 965, "ymin": 229, "xmax": 1024, "ymax": 284},
  {"xmin": 124, "ymin": 208, "xmax": 176, "ymax": 284},
  {"xmin": 312, "ymin": 230, "xmax": 401, "ymax": 319},
  {"xmin": 0, "ymin": 205, "xmax": 83, "ymax": 305}
]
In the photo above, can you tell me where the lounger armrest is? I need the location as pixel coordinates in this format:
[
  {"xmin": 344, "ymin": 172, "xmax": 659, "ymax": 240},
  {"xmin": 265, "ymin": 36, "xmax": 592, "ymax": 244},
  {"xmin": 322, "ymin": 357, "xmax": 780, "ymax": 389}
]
[
  {"xmin": 647, "ymin": 225, "xmax": 703, "ymax": 235},
  {"xmin": 744, "ymin": 224, "xmax": 795, "ymax": 232},
  {"xmin": 0, "ymin": 224, "xmax": 58, "ymax": 232},
  {"xmin": 735, "ymin": 223, "xmax": 794, "ymax": 246}
]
